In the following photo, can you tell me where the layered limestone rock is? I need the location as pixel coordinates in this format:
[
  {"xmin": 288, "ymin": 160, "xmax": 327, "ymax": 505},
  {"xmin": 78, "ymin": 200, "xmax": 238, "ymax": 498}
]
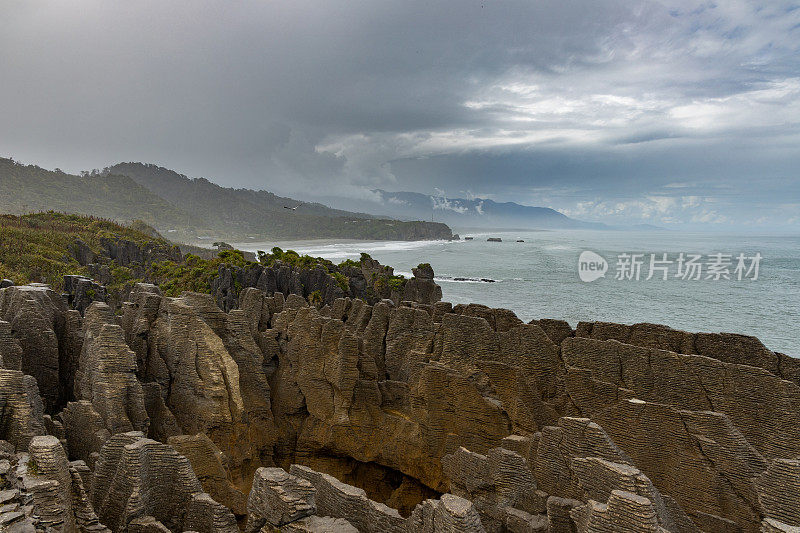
[
  {"xmin": 3, "ymin": 278, "xmax": 800, "ymax": 532},
  {"xmin": 76, "ymin": 303, "xmax": 149, "ymax": 433},
  {"xmin": 289, "ymin": 464, "xmax": 406, "ymax": 533},
  {"xmin": 570, "ymin": 490, "xmax": 665, "ymax": 533},
  {"xmin": 575, "ymin": 320, "xmax": 800, "ymax": 387},
  {"xmin": 0, "ymin": 369, "xmax": 46, "ymax": 450},
  {"xmin": 0, "ymin": 284, "xmax": 81, "ymax": 410},
  {"xmin": 531, "ymin": 417, "xmax": 694, "ymax": 532},
  {"xmin": 245, "ymin": 464, "xmax": 486, "ymax": 533},
  {"xmin": 25, "ymin": 435, "xmax": 110, "ymax": 532},
  {"xmin": 590, "ymin": 398, "xmax": 766, "ymax": 531},
  {"xmin": 245, "ymin": 467, "xmax": 317, "ymax": 530},
  {"xmin": 0, "ymin": 319, "xmax": 23, "ymax": 370},
  {"xmin": 123, "ymin": 290, "xmax": 278, "ymax": 488},
  {"xmin": 64, "ymin": 274, "xmax": 108, "ymax": 316},
  {"xmin": 562, "ymin": 336, "xmax": 800, "ymax": 461},
  {"xmin": 284, "ymin": 302, "xmax": 513, "ymax": 492},
  {"xmin": 401, "ymin": 265, "xmax": 442, "ymax": 305},
  {"xmin": 89, "ymin": 431, "xmax": 237, "ymax": 532},
  {"xmin": 406, "ymin": 493, "xmax": 487, "ymax": 533},
  {"xmin": 169, "ymin": 433, "xmax": 248, "ymax": 516},
  {"xmin": 59, "ymin": 301, "xmax": 150, "ymax": 465},
  {"xmin": 120, "ymin": 283, "xmax": 163, "ymax": 377},
  {"xmin": 756, "ymin": 459, "xmax": 800, "ymax": 529},
  {"xmin": 213, "ymin": 256, "xmax": 444, "ymax": 311},
  {"xmin": 442, "ymin": 445, "xmax": 546, "ymax": 532}
]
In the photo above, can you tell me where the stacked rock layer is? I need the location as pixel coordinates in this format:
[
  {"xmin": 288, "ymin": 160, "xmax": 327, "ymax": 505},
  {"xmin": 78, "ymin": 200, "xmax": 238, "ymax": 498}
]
[{"xmin": 0, "ymin": 277, "xmax": 798, "ymax": 532}]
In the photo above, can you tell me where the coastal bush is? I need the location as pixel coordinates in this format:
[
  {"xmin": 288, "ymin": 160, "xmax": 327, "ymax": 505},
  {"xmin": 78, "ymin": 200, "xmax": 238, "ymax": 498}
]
[
  {"xmin": 151, "ymin": 249, "xmax": 256, "ymax": 297},
  {"xmin": 308, "ymin": 290, "xmax": 322, "ymax": 306},
  {"xmin": 258, "ymin": 246, "xmax": 330, "ymax": 270},
  {"xmin": 387, "ymin": 275, "xmax": 406, "ymax": 292},
  {"xmin": 109, "ymin": 263, "xmax": 135, "ymax": 287},
  {"xmin": 338, "ymin": 258, "xmax": 360, "ymax": 269},
  {"xmin": 0, "ymin": 212, "xmax": 169, "ymax": 291},
  {"xmin": 331, "ymin": 271, "xmax": 349, "ymax": 292}
]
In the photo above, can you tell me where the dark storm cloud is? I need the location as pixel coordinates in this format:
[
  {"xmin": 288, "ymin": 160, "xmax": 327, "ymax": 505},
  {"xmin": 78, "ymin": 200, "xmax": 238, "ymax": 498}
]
[{"xmin": 1, "ymin": 0, "xmax": 798, "ymax": 228}]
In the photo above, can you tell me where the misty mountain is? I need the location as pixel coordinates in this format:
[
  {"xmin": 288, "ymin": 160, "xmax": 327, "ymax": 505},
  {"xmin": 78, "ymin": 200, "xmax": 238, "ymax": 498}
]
[
  {"xmin": 0, "ymin": 158, "xmax": 454, "ymax": 242},
  {"xmin": 0, "ymin": 158, "xmax": 189, "ymax": 226},
  {"xmin": 323, "ymin": 190, "xmax": 609, "ymax": 230},
  {"xmin": 106, "ymin": 163, "xmax": 379, "ymax": 221}
]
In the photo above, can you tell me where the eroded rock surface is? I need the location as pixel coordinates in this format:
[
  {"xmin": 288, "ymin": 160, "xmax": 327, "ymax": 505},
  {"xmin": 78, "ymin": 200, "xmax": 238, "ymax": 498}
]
[{"xmin": 0, "ymin": 279, "xmax": 798, "ymax": 532}]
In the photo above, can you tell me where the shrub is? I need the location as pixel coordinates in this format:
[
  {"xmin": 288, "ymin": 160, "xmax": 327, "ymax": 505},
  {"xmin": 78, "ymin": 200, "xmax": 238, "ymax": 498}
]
[
  {"xmin": 308, "ymin": 290, "xmax": 323, "ymax": 306},
  {"xmin": 331, "ymin": 272, "xmax": 349, "ymax": 292},
  {"xmin": 0, "ymin": 212, "xmax": 168, "ymax": 292},
  {"xmin": 338, "ymin": 258, "xmax": 360, "ymax": 269},
  {"xmin": 387, "ymin": 275, "xmax": 406, "ymax": 292},
  {"xmin": 27, "ymin": 457, "xmax": 39, "ymax": 476}
]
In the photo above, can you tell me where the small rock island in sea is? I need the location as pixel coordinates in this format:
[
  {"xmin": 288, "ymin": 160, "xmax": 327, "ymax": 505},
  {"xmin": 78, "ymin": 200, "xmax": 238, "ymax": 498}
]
[{"xmin": 0, "ymin": 215, "xmax": 798, "ymax": 533}]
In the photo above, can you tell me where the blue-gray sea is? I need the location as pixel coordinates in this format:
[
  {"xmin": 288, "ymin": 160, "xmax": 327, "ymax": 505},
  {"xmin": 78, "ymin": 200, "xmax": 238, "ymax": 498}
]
[{"xmin": 236, "ymin": 230, "xmax": 800, "ymax": 356}]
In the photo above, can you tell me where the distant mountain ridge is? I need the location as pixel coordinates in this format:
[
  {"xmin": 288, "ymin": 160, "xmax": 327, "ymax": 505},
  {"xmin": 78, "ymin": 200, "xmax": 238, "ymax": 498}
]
[
  {"xmin": 0, "ymin": 158, "xmax": 454, "ymax": 241},
  {"xmin": 106, "ymin": 162, "xmax": 379, "ymax": 221},
  {"xmin": 322, "ymin": 189, "xmax": 610, "ymax": 230}
]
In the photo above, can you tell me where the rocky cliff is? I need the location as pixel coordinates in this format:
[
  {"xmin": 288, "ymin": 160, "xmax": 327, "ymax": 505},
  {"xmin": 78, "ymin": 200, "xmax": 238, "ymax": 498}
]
[{"xmin": 0, "ymin": 278, "xmax": 798, "ymax": 532}]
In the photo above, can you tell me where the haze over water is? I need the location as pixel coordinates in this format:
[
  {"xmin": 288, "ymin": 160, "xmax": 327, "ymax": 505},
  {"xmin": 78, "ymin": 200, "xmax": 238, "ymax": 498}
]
[{"xmin": 238, "ymin": 230, "xmax": 800, "ymax": 356}]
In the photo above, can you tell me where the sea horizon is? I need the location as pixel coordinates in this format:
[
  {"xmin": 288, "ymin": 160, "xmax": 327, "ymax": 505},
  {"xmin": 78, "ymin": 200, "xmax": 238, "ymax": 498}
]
[{"xmin": 235, "ymin": 229, "xmax": 800, "ymax": 356}]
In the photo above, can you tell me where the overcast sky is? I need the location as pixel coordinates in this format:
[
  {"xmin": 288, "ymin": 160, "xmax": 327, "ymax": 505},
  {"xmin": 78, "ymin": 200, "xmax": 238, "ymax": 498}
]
[{"xmin": 1, "ymin": 0, "xmax": 799, "ymax": 229}]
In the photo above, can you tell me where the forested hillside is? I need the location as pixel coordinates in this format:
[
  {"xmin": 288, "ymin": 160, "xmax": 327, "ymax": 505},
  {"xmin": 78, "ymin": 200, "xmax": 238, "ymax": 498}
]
[{"xmin": 0, "ymin": 158, "xmax": 453, "ymax": 241}]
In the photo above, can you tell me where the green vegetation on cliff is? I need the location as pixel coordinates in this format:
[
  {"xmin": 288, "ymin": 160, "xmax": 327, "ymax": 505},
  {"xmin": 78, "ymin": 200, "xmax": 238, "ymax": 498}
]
[
  {"xmin": 0, "ymin": 213, "xmax": 423, "ymax": 310},
  {"xmin": 151, "ymin": 250, "xmax": 257, "ymax": 297},
  {"xmin": 0, "ymin": 212, "xmax": 170, "ymax": 290}
]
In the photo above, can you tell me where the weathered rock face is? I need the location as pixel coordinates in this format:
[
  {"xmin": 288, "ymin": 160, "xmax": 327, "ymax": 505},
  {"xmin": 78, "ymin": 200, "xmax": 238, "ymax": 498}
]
[
  {"xmin": 77, "ymin": 303, "xmax": 149, "ymax": 434},
  {"xmin": 756, "ymin": 459, "xmax": 800, "ymax": 530},
  {"xmin": 64, "ymin": 274, "xmax": 108, "ymax": 316},
  {"xmin": 98, "ymin": 236, "xmax": 182, "ymax": 273},
  {"xmin": 0, "ymin": 285, "xmax": 81, "ymax": 411},
  {"xmin": 0, "ymin": 370, "xmax": 46, "ymax": 450},
  {"xmin": 245, "ymin": 467, "xmax": 317, "ymax": 530},
  {"xmin": 562, "ymin": 336, "xmax": 800, "ymax": 462},
  {"xmin": 570, "ymin": 490, "xmax": 664, "ymax": 533},
  {"xmin": 591, "ymin": 399, "xmax": 767, "ymax": 531},
  {"xmin": 90, "ymin": 431, "xmax": 237, "ymax": 532},
  {"xmin": 575, "ymin": 320, "xmax": 799, "ymax": 387},
  {"xmin": 279, "ymin": 302, "xmax": 515, "ymax": 493},
  {"xmin": 443, "ymin": 445, "xmax": 546, "ymax": 532},
  {"xmin": 212, "ymin": 256, "xmax": 443, "ymax": 311},
  {"xmin": 0, "ymin": 319, "xmax": 23, "ymax": 371},
  {"xmin": 58, "ymin": 301, "xmax": 150, "ymax": 465},
  {"xmin": 0, "ymin": 435, "xmax": 109, "ymax": 533},
  {"xmin": 402, "ymin": 266, "xmax": 442, "ymax": 305},
  {"xmin": 169, "ymin": 433, "xmax": 247, "ymax": 516},
  {"xmin": 123, "ymin": 290, "xmax": 278, "ymax": 489},
  {"xmin": 3, "ymin": 278, "xmax": 800, "ymax": 533},
  {"xmin": 243, "ymin": 464, "xmax": 485, "ymax": 533}
]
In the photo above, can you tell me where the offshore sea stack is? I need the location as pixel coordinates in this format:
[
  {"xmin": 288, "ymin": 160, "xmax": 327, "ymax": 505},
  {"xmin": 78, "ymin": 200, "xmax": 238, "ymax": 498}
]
[{"xmin": 0, "ymin": 273, "xmax": 799, "ymax": 532}]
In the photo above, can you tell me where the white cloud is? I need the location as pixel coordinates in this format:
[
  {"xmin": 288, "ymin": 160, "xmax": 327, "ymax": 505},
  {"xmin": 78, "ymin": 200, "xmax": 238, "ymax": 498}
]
[
  {"xmin": 431, "ymin": 189, "xmax": 469, "ymax": 214},
  {"xmin": 313, "ymin": 0, "xmax": 800, "ymax": 209},
  {"xmin": 560, "ymin": 194, "xmax": 736, "ymax": 225}
]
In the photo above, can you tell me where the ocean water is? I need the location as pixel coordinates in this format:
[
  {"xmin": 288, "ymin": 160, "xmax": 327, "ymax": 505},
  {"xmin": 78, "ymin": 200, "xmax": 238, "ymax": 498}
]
[{"xmin": 235, "ymin": 230, "xmax": 800, "ymax": 356}]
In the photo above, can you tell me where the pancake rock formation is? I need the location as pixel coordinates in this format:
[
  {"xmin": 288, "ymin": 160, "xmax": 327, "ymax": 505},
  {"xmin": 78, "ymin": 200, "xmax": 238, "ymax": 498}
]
[{"xmin": 0, "ymin": 278, "xmax": 798, "ymax": 532}]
